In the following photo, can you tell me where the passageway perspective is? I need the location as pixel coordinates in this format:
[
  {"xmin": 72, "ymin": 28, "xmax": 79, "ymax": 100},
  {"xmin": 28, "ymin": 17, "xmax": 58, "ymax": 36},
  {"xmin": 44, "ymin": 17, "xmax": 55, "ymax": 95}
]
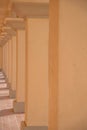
[
  {"xmin": 0, "ymin": 0, "xmax": 87, "ymax": 130},
  {"xmin": 0, "ymin": 71, "xmax": 24, "ymax": 130}
]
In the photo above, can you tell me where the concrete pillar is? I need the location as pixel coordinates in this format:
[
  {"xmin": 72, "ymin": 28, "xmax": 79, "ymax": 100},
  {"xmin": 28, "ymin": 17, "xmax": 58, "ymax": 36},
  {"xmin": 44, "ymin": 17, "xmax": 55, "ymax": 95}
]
[
  {"xmin": 2, "ymin": 43, "xmax": 9, "ymax": 82},
  {"xmin": 49, "ymin": 0, "xmax": 87, "ymax": 130},
  {"xmin": 3, "ymin": 43, "xmax": 8, "ymax": 78},
  {"xmin": 5, "ymin": 42, "xmax": 9, "ymax": 79},
  {"xmin": 8, "ymin": 39, "xmax": 12, "ymax": 87},
  {"xmin": 4, "ymin": 44, "xmax": 6, "ymax": 76},
  {"xmin": 1, "ymin": 45, "xmax": 5, "ymax": 79},
  {"xmin": 5, "ymin": 43, "xmax": 8, "ymax": 77},
  {"xmin": 9, "ymin": 36, "xmax": 17, "ymax": 98},
  {"xmin": 0, "ymin": 47, "xmax": 3, "ymax": 70},
  {"xmin": 3, "ymin": 45, "xmax": 5, "ymax": 74},
  {"xmin": 49, "ymin": 0, "xmax": 58, "ymax": 130},
  {"xmin": 21, "ymin": 18, "xmax": 49, "ymax": 130},
  {"xmin": 13, "ymin": 30, "xmax": 26, "ymax": 113}
]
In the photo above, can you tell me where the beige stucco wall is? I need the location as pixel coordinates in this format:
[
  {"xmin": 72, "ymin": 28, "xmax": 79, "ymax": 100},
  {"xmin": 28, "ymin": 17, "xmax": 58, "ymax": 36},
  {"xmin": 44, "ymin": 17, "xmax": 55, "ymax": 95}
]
[
  {"xmin": 49, "ymin": 0, "xmax": 58, "ymax": 130},
  {"xmin": 0, "ymin": 46, "xmax": 2, "ymax": 69},
  {"xmin": 12, "ymin": 36, "xmax": 17, "ymax": 91},
  {"xmin": 59, "ymin": 0, "xmax": 87, "ymax": 130},
  {"xmin": 25, "ymin": 18, "xmax": 49, "ymax": 126},
  {"xmin": 16, "ymin": 30, "xmax": 26, "ymax": 102},
  {"xmin": 2, "ymin": 43, "xmax": 7, "ymax": 74},
  {"xmin": 2, "ymin": 45, "xmax": 5, "ymax": 72},
  {"xmin": 8, "ymin": 39, "xmax": 12, "ymax": 83},
  {"xmin": 12, "ymin": 0, "xmax": 49, "ymax": 3},
  {"xmin": 5, "ymin": 42, "xmax": 9, "ymax": 77}
]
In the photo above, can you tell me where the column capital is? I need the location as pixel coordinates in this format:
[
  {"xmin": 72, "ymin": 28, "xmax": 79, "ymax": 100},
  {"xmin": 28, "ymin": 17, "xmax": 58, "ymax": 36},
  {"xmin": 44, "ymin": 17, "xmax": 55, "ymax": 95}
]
[{"xmin": 4, "ymin": 18, "xmax": 25, "ymax": 30}]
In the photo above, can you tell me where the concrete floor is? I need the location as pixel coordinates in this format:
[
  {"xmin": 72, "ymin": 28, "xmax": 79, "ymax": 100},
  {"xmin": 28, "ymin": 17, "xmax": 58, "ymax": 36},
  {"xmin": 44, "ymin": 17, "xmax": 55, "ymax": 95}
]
[{"xmin": 0, "ymin": 73, "xmax": 24, "ymax": 130}]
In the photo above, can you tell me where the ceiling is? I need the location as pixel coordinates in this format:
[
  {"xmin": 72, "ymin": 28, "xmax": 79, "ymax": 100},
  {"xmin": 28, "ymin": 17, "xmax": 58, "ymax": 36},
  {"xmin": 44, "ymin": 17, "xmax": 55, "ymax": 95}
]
[{"xmin": 0, "ymin": 0, "xmax": 49, "ymax": 46}]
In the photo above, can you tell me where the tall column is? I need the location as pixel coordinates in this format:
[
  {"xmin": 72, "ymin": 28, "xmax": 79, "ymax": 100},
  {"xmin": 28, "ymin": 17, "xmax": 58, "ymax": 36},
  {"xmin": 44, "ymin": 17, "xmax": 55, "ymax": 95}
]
[
  {"xmin": 5, "ymin": 43, "xmax": 8, "ymax": 77},
  {"xmin": 3, "ymin": 43, "xmax": 8, "ymax": 79},
  {"xmin": 9, "ymin": 36, "xmax": 17, "ymax": 98},
  {"xmin": 13, "ymin": 30, "xmax": 26, "ymax": 113},
  {"xmin": 5, "ymin": 42, "xmax": 9, "ymax": 79},
  {"xmin": 49, "ymin": 0, "xmax": 87, "ymax": 130},
  {"xmin": 0, "ymin": 47, "xmax": 3, "ymax": 70},
  {"xmin": 2, "ymin": 45, "xmax": 5, "ymax": 73},
  {"xmin": 49, "ymin": 0, "xmax": 58, "ymax": 130},
  {"xmin": 8, "ymin": 39, "xmax": 12, "ymax": 87},
  {"xmin": 21, "ymin": 18, "xmax": 49, "ymax": 130}
]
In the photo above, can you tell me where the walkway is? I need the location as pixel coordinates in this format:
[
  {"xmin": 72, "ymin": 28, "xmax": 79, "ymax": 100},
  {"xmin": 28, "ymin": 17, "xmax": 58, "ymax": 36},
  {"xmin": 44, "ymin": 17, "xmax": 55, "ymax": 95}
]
[{"xmin": 0, "ymin": 72, "xmax": 24, "ymax": 130}]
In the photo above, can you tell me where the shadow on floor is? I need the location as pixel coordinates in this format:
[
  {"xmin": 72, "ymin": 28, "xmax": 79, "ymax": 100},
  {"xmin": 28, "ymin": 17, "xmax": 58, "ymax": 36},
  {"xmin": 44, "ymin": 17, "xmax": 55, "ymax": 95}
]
[
  {"xmin": 0, "ymin": 96, "xmax": 10, "ymax": 100},
  {"xmin": 0, "ymin": 108, "xmax": 15, "ymax": 116},
  {"xmin": 0, "ymin": 78, "xmax": 5, "ymax": 80},
  {"xmin": 0, "ymin": 88, "xmax": 9, "ymax": 91},
  {"xmin": 0, "ymin": 108, "xmax": 24, "ymax": 116}
]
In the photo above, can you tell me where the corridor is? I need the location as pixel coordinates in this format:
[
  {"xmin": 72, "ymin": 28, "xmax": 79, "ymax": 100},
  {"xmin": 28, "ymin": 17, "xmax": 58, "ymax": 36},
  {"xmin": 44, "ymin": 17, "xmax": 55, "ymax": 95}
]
[
  {"xmin": 0, "ymin": 71, "xmax": 24, "ymax": 130},
  {"xmin": 0, "ymin": 0, "xmax": 87, "ymax": 130}
]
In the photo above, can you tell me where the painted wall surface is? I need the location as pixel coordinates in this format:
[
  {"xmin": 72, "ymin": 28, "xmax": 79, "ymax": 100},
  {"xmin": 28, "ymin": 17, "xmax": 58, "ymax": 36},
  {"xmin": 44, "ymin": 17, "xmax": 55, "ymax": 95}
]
[
  {"xmin": 2, "ymin": 44, "xmax": 8, "ymax": 74},
  {"xmin": 8, "ymin": 40, "xmax": 12, "ymax": 83},
  {"xmin": 2, "ymin": 47, "xmax": 4, "ymax": 70},
  {"xmin": 12, "ymin": 36, "xmax": 17, "ymax": 91},
  {"xmin": 2, "ymin": 42, "xmax": 9, "ymax": 74},
  {"xmin": 59, "ymin": 0, "xmax": 87, "ymax": 130},
  {"xmin": 25, "ymin": 18, "xmax": 49, "ymax": 126},
  {"xmin": 49, "ymin": 0, "xmax": 58, "ymax": 130},
  {"xmin": 0, "ymin": 47, "xmax": 2, "ymax": 69},
  {"xmin": 12, "ymin": 0, "xmax": 49, "ymax": 3},
  {"xmin": 2, "ymin": 45, "xmax": 5, "ymax": 72},
  {"xmin": 16, "ymin": 30, "xmax": 26, "ymax": 102},
  {"xmin": 5, "ymin": 43, "xmax": 9, "ymax": 77}
]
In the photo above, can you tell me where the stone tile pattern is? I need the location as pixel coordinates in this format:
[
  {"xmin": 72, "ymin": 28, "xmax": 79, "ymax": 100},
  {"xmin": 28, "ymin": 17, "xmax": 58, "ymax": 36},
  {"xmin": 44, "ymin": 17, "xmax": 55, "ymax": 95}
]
[{"xmin": 0, "ymin": 72, "xmax": 24, "ymax": 130}]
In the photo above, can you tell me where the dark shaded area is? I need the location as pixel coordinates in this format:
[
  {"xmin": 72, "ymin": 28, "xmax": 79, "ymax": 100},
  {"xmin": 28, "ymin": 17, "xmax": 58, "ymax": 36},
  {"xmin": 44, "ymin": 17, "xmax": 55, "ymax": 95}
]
[
  {"xmin": 0, "ymin": 108, "xmax": 14, "ymax": 116},
  {"xmin": 0, "ymin": 87, "xmax": 8, "ymax": 90},
  {"xmin": 0, "ymin": 108, "xmax": 24, "ymax": 116},
  {"xmin": 0, "ymin": 96, "xmax": 10, "ymax": 100}
]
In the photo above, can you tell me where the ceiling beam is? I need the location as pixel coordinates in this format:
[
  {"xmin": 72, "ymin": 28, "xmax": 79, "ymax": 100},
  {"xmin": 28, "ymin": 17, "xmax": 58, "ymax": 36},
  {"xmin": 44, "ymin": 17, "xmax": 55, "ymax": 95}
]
[{"xmin": 12, "ymin": 2, "xmax": 49, "ymax": 18}]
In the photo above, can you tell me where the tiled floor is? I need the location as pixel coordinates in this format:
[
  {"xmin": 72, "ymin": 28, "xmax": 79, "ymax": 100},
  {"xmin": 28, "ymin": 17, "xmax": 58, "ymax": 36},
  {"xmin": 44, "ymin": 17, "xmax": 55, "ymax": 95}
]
[{"xmin": 0, "ymin": 72, "xmax": 24, "ymax": 130}]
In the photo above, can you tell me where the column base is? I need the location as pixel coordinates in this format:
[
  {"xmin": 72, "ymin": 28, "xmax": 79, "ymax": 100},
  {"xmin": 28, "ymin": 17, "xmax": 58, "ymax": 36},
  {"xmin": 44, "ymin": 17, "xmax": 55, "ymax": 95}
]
[
  {"xmin": 13, "ymin": 100, "xmax": 25, "ymax": 113},
  {"xmin": 9, "ymin": 88, "xmax": 16, "ymax": 98},
  {"xmin": 21, "ymin": 121, "xmax": 48, "ymax": 130}
]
